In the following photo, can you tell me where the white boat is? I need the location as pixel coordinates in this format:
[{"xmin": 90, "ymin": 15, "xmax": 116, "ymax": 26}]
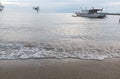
[{"xmin": 75, "ymin": 8, "xmax": 106, "ymax": 18}]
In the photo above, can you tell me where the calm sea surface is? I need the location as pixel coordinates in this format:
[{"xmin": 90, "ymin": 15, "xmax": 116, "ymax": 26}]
[{"xmin": 0, "ymin": 12, "xmax": 120, "ymax": 60}]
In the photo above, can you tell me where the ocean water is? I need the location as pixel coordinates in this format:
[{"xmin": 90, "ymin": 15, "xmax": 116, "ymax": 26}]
[{"xmin": 0, "ymin": 12, "xmax": 120, "ymax": 60}]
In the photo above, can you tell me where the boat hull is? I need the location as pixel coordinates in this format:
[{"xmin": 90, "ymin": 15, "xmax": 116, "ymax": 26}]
[{"xmin": 75, "ymin": 13, "xmax": 106, "ymax": 18}]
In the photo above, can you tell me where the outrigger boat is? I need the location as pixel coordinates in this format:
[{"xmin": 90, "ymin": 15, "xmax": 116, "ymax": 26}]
[{"xmin": 75, "ymin": 7, "xmax": 106, "ymax": 18}]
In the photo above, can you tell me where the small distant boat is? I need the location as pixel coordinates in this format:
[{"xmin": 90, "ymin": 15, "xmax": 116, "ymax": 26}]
[
  {"xmin": 32, "ymin": 6, "xmax": 39, "ymax": 13},
  {"xmin": 0, "ymin": 3, "xmax": 4, "ymax": 12},
  {"xmin": 74, "ymin": 7, "xmax": 106, "ymax": 18}
]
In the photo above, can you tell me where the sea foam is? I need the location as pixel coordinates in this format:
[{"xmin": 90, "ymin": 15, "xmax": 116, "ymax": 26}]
[{"xmin": 0, "ymin": 41, "xmax": 120, "ymax": 60}]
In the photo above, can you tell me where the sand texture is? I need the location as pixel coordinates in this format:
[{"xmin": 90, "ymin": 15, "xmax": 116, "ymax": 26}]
[{"xmin": 0, "ymin": 59, "xmax": 120, "ymax": 79}]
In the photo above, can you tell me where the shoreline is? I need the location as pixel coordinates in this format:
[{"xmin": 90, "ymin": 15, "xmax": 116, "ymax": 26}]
[{"xmin": 0, "ymin": 58, "xmax": 120, "ymax": 79}]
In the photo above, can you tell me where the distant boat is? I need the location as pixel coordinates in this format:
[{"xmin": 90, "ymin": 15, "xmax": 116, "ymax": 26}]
[
  {"xmin": 74, "ymin": 7, "xmax": 106, "ymax": 18},
  {"xmin": 0, "ymin": 3, "xmax": 4, "ymax": 12},
  {"xmin": 32, "ymin": 6, "xmax": 39, "ymax": 13}
]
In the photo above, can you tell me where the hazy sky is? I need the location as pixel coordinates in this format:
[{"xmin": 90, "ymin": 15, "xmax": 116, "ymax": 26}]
[{"xmin": 1, "ymin": 0, "xmax": 120, "ymax": 13}]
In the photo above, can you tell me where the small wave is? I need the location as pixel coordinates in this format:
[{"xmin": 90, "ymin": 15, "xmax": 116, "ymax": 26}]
[{"xmin": 0, "ymin": 41, "xmax": 120, "ymax": 60}]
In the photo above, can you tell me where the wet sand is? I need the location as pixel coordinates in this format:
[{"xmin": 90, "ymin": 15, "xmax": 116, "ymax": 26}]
[{"xmin": 0, "ymin": 58, "xmax": 120, "ymax": 79}]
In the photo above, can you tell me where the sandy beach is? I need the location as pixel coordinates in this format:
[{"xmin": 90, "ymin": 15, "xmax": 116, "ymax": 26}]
[{"xmin": 0, "ymin": 58, "xmax": 120, "ymax": 79}]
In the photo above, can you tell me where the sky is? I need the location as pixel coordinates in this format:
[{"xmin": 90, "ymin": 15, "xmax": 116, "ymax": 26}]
[{"xmin": 0, "ymin": 0, "xmax": 120, "ymax": 13}]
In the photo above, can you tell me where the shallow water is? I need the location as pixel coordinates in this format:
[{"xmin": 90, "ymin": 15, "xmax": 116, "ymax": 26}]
[{"xmin": 0, "ymin": 12, "xmax": 120, "ymax": 60}]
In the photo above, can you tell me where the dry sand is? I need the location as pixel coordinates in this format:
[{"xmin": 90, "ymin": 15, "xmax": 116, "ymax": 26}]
[{"xmin": 0, "ymin": 58, "xmax": 120, "ymax": 79}]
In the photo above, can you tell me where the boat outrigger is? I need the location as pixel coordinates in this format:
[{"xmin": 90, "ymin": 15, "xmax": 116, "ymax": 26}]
[{"xmin": 75, "ymin": 7, "xmax": 106, "ymax": 18}]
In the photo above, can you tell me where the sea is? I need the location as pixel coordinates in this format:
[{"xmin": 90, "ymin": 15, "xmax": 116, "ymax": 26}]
[{"xmin": 0, "ymin": 12, "xmax": 120, "ymax": 60}]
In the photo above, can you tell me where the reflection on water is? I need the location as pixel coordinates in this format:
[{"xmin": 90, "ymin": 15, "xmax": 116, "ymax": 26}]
[{"xmin": 0, "ymin": 13, "xmax": 120, "ymax": 42}]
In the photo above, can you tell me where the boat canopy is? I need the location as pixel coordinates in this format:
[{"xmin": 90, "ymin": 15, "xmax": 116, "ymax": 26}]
[{"xmin": 88, "ymin": 9, "xmax": 103, "ymax": 14}]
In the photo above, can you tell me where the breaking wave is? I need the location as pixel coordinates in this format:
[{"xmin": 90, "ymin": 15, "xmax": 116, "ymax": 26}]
[{"xmin": 0, "ymin": 40, "xmax": 120, "ymax": 60}]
